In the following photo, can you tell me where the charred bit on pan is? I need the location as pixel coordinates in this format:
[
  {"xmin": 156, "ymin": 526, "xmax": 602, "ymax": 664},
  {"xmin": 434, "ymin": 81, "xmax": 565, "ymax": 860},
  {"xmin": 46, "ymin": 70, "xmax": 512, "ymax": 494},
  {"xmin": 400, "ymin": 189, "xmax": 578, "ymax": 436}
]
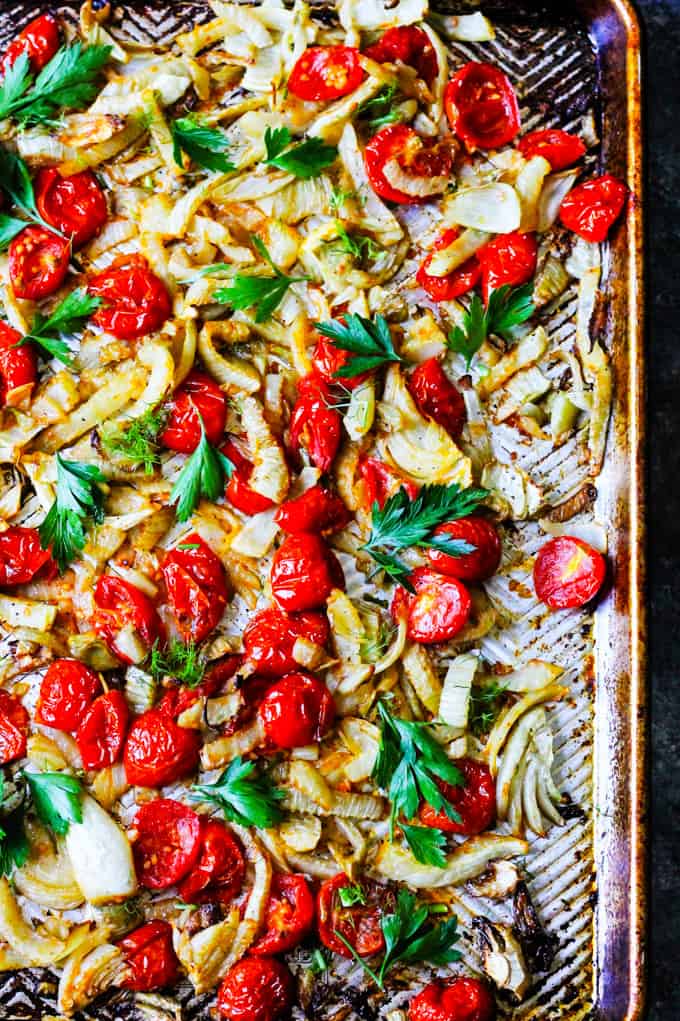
[{"xmin": 512, "ymin": 881, "xmax": 559, "ymax": 973}]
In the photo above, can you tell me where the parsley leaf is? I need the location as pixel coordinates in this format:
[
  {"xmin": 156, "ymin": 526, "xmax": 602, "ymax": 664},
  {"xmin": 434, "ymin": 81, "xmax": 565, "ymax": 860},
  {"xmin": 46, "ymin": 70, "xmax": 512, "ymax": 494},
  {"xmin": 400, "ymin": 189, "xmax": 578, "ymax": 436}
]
[
  {"xmin": 39, "ymin": 455, "xmax": 107, "ymax": 572},
  {"xmin": 100, "ymin": 406, "xmax": 166, "ymax": 474},
  {"xmin": 213, "ymin": 237, "xmax": 308, "ymax": 322},
  {"xmin": 17, "ymin": 289, "xmax": 101, "ymax": 364},
  {"xmin": 0, "ymin": 213, "xmax": 28, "ymax": 251},
  {"xmin": 0, "ymin": 43, "xmax": 111, "ymax": 127},
  {"xmin": 447, "ymin": 285, "xmax": 536, "ymax": 370},
  {"xmin": 357, "ymin": 83, "xmax": 404, "ymax": 130},
  {"xmin": 309, "ymin": 948, "xmax": 329, "ymax": 974},
  {"xmin": 314, "ymin": 313, "xmax": 403, "ymax": 379},
  {"xmin": 400, "ymin": 822, "xmax": 449, "ymax": 868},
  {"xmin": 263, "ymin": 126, "xmax": 337, "ymax": 180},
  {"xmin": 149, "ymin": 638, "xmax": 206, "ymax": 689},
  {"xmin": 0, "ymin": 145, "xmax": 56, "ymax": 241},
  {"xmin": 191, "ymin": 756, "xmax": 285, "ymax": 828},
  {"xmin": 169, "ymin": 417, "xmax": 234, "ymax": 522},
  {"xmin": 171, "ymin": 116, "xmax": 235, "ymax": 173},
  {"xmin": 0, "ymin": 775, "xmax": 29, "ymax": 879},
  {"xmin": 24, "ymin": 771, "xmax": 83, "ymax": 836},
  {"xmin": 338, "ymin": 883, "xmax": 367, "ymax": 907}
]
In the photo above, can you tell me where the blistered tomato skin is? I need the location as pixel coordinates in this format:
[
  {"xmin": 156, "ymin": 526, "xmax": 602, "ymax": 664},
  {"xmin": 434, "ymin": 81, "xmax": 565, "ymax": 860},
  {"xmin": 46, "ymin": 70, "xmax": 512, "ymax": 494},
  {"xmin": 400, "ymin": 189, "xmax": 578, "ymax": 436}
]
[
  {"xmin": 275, "ymin": 485, "xmax": 350, "ymax": 535},
  {"xmin": 359, "ymin": 456, "xmax": 419, "ymax": 510},
  {"xmin": 0, "ymin": 323, "xmax": 38, "ymax": 408},
  {"xmin": 250, "ymin": 872, "xmax": 315, "ymax": 955},
  {"xmin": 287, "ymin": 46, "xmax": 365, "ymax": 101},
  {"xmin": 92, "ymin": 575, "xmax": 163, "ymax": 665},
  {"xmin": 76, "ymin": 690, "xmax": 129, "ymax": 771},
  {"xmin": 119, "ymin": 920, "xmax": 180, "ymax": 992},
  {"xmin": 243, "ymin": 608, "xmax": 329, "ymax": 677},
  {"xmin": 429, "ymin": 517, "xmax": 502, "ymax": 582},
  {"xmin": 364, "ymin": 124, "xmax": 453, "ymax": 205},
  {"xmin": 0, "ymin": 691, "xmax": 29, "ymax": 764},
  {"xmin": 217, "ymin": 956, "xmax": 294, "ymax": 1021},
  {"xmin": 9, "ymin": 226, "xmax": 70, "ymax": 301},
  {"xmin": 419, "ymin": 758, "xmax": 496, "ymax": 835},
  {"xmin": 162, "ymin": 534, "xmax": 229, "ymax": 643},
  {"xmin": 477, "ymin": 231, "xmax": 537, "ymax": 302},
  {"xmin": 221, "ymin": 438, "xmax": 275, "ymax": 515},
  {"xmin": 36, "ymin": 659, "xmax": 102, "ymax": 731},
  {"xmin": 392, "ymin": 568, "xmax": 472, "ymax": 644},
  {"xmin": 161, "ymin": 372, "xmax": 227, "ymax": 454},
  {"xmin": 559, "ymin": 174, "xmax": 627, "ymax": 243},
  {"xmin": 2, "ymin": 13, "xmax": 60, "ymax": 72},
  {"xmin": 35, "ymin": 168, "xmax": 108, "ymax": 249},
  {"xmin": 409, "ymin": 976, "xmax": 497, "ymax": 1021},
  {"xmin": 533, "ymin": 536, "xmax": 606, "ymax": 610},
  {"xmin": 289, "ymin": 375, "xmax": 342, "ymax": 473},
  {"xmin": 270, "ymin": 533, "xmax": 345, "ymax": 612},
  {"xmin": 445, "ymin": 61, "xmax": 520, "ymax": 151},
  {"xmin": 416, "ymin": 229, "xmax": 482, "ymax": 303},
  {"xmin": 124, "ymin": 709, "xmax": 201, "ymax": 788},
  {"xmin": 518, "ymin": 129, "xmax": 586, "ymax": 170},
  {"xmin": 317, "ymin": 873, "xmax": 385, "ymax": 958},
  {"xmin": 89, "ymin": 255, "xmax": 172, "ymax": 339},
  {"xmin": 177, "ymin": 819, "xmax": 245, "ymax": 904},
  {"xmin": 132, "ymin": 799, "xmax": 202, "ymax": 890},
  {"xmin": 0, "ymin": 524, "xmax": 53, "ymax": 584},
  {"xmin": 312, "ymin": 335, "xmax": 372, "ymax": 390},
  {"xmin": 364, "ymin": 25, "xmax": 438, "ymax": 85},
  {"xmin": 259, "ymin": 672, "xmax": 336, "ymax": 749},
  {"xmin": 408, "ymin": 358, "xmax": 467, "ymax": 441}
]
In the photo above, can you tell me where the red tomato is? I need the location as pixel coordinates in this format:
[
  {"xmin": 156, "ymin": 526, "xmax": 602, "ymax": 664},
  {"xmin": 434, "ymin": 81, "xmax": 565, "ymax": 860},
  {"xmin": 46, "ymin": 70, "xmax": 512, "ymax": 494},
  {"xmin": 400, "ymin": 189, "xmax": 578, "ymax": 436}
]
[
  {"xmin": 358, "ymin": 456, "xmax": 419, "ymax": 510},
  {"xmin": 409, "ymin": 976, "xmax": 497, "ymax": 1021},
  {"xmin": 36, "ymin": 659, "xmax": 101, "ymax": 731},
  {"xmin": 477, "ymin": 230, "xmax": 537, "ymax": 302},
  {"xmin": 178, "ymin": 819, "xmax": 245, "ymax": 904},
  {"xmin": 416, "ymin": 228, "xmax": 482, "ymax": 303},
  {"xmin": 270, "ymin": 533, "xmax": 344, "ymax": 612},
  {"xmin": 419, "ymin": 758, "xmax": 496, "ymax": 835},
  {"xmin": 317, "ymin": 873, "xmax": 385, "ymax": 958},
  {"xmin": 35, "ymin": 169, "xmax": 107, "ymax": 249},
  {"xmin": 222, "ymin": 438, "xmax": 276, "ymax": 515},
  {"xmin": 288, "ymin": 46, "xmax": 364, "ymax": 101},
  {"xmin": 392, "ymin": 567, "xmax": 472, "ymax": 644},
  {"xmin": 533, "ymin": 535, "xmax": 606, "ymax": 610},
  {"xmin": 124, "ymin": 709, "xmax": 201, "ymax": 788},
  {"xmin": 0, "ymin": 525, "xmax": 54, "ymax": 585},
  {"xmin": 92, "ymin": 575, "xmax": 163, "ymax": 665},
  {"xmin": 9, "ymin": 226, "xmax": 70, "ymax": 301},
  {"xmin": 275, "ymin": 485, "xmax": 350, "ymax": 535},
  {"xmin": 289, "ymin": 374, "xmax": 342, "ymax": 472},
  {"xmin": 518, "ymin": 129, "xmax": 586, "ymax": 170},
  {"xmin": 251, "ymin": 873, "xmax": 315, "ymax": 955},
  {"xmin": 0, "ymin": 690, "xmax": 29, "ymax": 764},
  {"xmin": 163, "ymin": 534, "xmax": 229, "ymax": 643},
  {"xmin": 89, "ymin": 255, "xmax": 172, "ymax": 340},
  {"xmin": 408, "ymin": 358, "xmax": 467, "ymax": 440},
  {"xmin": 217, "ymin": 956, "xmax": 294, "ymax": 1021},
  {"xmin": 364, "ymin": 25, "xmax": 438, "ymax": 85},
  {"xmin": 428, "ymin": 517, "xmax": 501, "ymax": 582},
  {"xmin": 2, "ymin": 13, "xmax": 59, "ymax": 73},
  {"xmin": 364, "ymin": 124, "xmax": 453, "ymax": 205},
  {"xmin": 312, "ymin": 334, "xmax": 372, "ymax": 390},
  {"xmin": 161, "ymin": 371, "xmax": 227, "ymax": 454},
  {"xmin": 119, "ymin": 920, "xmax": 180, "ymax": 992},
  {"xmin": 132, "ymin": 799, "xmax": 202, "ymax": 889},
  {"xmin": 559, "ymin": 174, "xmax": 627, "ymax": 242},
  {"xmin": 157, "ymin": 655, "xmax": 242, "ymax": 721},
  {"xmin": 76, "ymin": 690, "xmax": 129, "ymax": 771},
  {"xmin": 445, "ymin": 61, "xmax": 520, "ymax": 150},
  {"xmin": 0, "ymin": 323, "xmax": 38, "ymax": 407},
  {"xmin": 243, "ymin": 607, "xmax": 329, "ymax": 677},
  {"xmin": 259, "ymin": 672, "xmax": 335, "ymax": 749}
]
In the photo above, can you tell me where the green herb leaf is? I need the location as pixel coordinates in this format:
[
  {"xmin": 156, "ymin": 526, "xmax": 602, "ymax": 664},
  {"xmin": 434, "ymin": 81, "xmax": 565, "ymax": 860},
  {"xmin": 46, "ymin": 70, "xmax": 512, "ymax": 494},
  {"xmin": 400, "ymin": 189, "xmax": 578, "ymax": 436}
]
[
  {"xmin": 24, "ymin": 771, "xmax": 83, "ymax": 836},
  {"xmin": 329, "ymin": 186, "xmax": 358, "ymax": 212},
  {"xmin": 400, "ymin": 822, "xmax": 449, "ymax": 868},
  {"xmin": 0, "ymin": 775, "xmax": 29, "ymax": 879},
  {"xmin": 169, "ymin": 418, "xmax": 234, "ymax": 522},
  {"xmin": 100, "ymin": 406, "xmax": 166, "ymax": 474},
  {"xmin": 18, "ymin": 289, "xmax": 101, "ymax": 364},
  {"xmin": 39, "ymin": 455, "xmax": 107, "ymax": 572},
  {"xmin": 171, "ymin": 116, "xmax": 235, "ymax": 173},
  {"xmin": 0, "ymin": 43, "xmax": 111, "ymax": 127},
  {"xmin": 149, "ymin": 638, "xmax": 206, "ymax": 689},
  {"xmin": 447, "ymin": 285, "xmax": 536, "ymax": 369},
  {"xmin": 214, "ymin": 236, "xmax": 307, "ymax": 322},
  {"xmin": 0, "ymin": 145, "xmax": 42, "ymax": 224},
  {"xmin": 191, "ymin": 756, "xmax": 285, "ymax": 828},
  {"xmin": 468, "ymin": 680, "xmax": 507, "ymax": 737},
  {"xmin": 357, "ymin": 82, "xmax": 404, "ymax": 130},
  {"xmin": 333, "ymin": 222, "xmax": 382, "ymax": 262},
  {"xmin": 0, "ymin": 213, "xmax": 28, "ymax": 251},
  {"xmin": 338, "ymin": 883, "xmax": 367, "ymax": 907},
  {"xmin": 313, "ymin": 312, "xmax": 402, "ymax": 379},
  {"xmin": 309, "ymin": 948, "xmax": 329, "ymax": 974},
  {"xmin": 263, "ymin": 126, "xmax": 337, "ymax": 180}
]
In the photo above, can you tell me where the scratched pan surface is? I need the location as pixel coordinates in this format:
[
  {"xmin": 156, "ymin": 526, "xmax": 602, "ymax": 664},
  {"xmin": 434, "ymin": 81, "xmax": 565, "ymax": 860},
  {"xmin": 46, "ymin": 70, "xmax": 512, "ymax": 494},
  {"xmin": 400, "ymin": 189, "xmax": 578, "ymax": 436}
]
[{"xmin": 0, "ymin": 2, "xmax": 645, "ymax": 1020}]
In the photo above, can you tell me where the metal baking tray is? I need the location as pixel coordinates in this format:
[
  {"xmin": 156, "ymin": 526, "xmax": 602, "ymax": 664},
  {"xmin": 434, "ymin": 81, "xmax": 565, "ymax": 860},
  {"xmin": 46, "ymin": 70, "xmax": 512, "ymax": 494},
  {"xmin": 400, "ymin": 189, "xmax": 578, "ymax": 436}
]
[{"xmin": 0, "ymin": 2, "xmax": 645, "ymax": 1019}]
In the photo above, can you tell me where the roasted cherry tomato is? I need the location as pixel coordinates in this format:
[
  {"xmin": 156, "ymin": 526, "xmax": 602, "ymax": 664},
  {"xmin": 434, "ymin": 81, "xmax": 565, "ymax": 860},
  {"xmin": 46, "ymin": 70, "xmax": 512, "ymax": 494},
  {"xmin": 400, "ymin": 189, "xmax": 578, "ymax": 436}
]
[
  {"xmin": 178, "ymin": 819, "xmax": 246, "ymax": 904},
  {"xmin": 533, "ymin": 535, "xmax": 606, "ymax": 610},
  {"xmin": 288, "ymin": 46, "xmax": 364, "ymax": 101},
  {"xmin": 251, "ymin": 873, "xmax": 315, "ymax": 955},
  {"xmin": 270, "ymin": 533, "xmax": 345, "ymax": 612},
  {"xmin": 0, "ymin": 690, "xmax": 29, "ymax": 764},
  {"xmin": 9, "ymin": 226, "xmax": 70, "ymax": 301},
  {"xmin": 0, "ymin": 525, "xmax": 54, "ymax": 585},
  {"xmin": 289, "ymin": 374, "xmax": 342, "ymax": 473},
  {"xmin": 358, "ymin": 456, "xmax": 419, "ymax": 510},
  {"xmin": 217, "ymin": 956, "xmax": 294, "ymax": 1021},
  {"xmin": 409, "ymin": 976, "xmax": 497, "ymax": 1021},
  {"xmin": 428, "ymin": 516, "xmax": 501, "ymax": 582},
  {"xmin": 76, "ymin": 690, "xmax": 129, "ymax": 771},
  {"xmin": 35, "ymin": 168, "xmax": 108, "ymax": 249},
  {"xmin": 416, "ymin": 228, "xmax": 482, "ymax": 303},
  {"xmin": 364, "ymin": 25, "xmax": 438, "ymax": 85},
  {"xmin": 92, "ymin": 575, "xmax": 163, "ymax": 665},
  {"xmin": 275, "ymin": 485, "xmax": 350, "ymax": 535},
  {"xmin": 408, "ymin": 358, "xmax": 467, "ymax": 440},
  {"xmin": 36, "ymin": 659, "xmax": 101, "ymax": 731},
  {"xmin": 89, "ymin": 255, "xmax": 172, "ymax": 340},
  {"xmin": 364, "ymin": 124, "xmax": 453, "ymax": 205},
  {"xmin": 124, "ymin": 708, "xmax": 201, "ymax": 788},
  {"xmin": 559, "ymin": 174, "xmax": 627, "ymax": 243},
  {"xmin": 132, "ymin": 799, "xmax": 202, "ymax": 889},
  {"xmin": 119, "ymin": 920, "xmax": 180, "ymax": 992},
  {"xmin": 445, "ymin": 61, "xmax": 520, "ymax": 150},
  {"xmin": 259, "ymin": 672, "xmax": 335, "ymax": 749},
  {"xmin": 163, "ymin": 534, "xmax": 229, "ymax": 643},
  {"xmin": 222, "ymin": 438, "xmax": 276, "ymax": 515},
  {"xmin": 157, "ymin": 654, "xmax": 242, "ymax": 722},
  {"xmin": 243, "ymin": 607, "xmax": 329, "ymax": 677},
  {"xmin": 161, "ymin": 371, "xmax": 227, "ymax": 454},
  {"xmin": 312, "ymin": 334, "xmax": 371, "ymax": 390},
  {"xmin": 2, "ymin": 13, "xmax": 59, "ymax": 73},
  {"xmin": 392, "ymin": 567, "xmax": 472, "ymax": 644},
  {"xmin": 419, "ymin": 758, "xmax": 496, "ymax": 835},
  {"xmin": 477, "ymin": 230, "xmax": 537, "ymax": 302},
  {"xmin": 0, "ymin": 323, "xmax": 38, "ymax": 408},
  {"xmin": 518, "ymin": 129, "xmax": 586, "ymax": 171},
  {"xmin": 317, "ymin": 873, "xmax": 386, "ymax": 958}
]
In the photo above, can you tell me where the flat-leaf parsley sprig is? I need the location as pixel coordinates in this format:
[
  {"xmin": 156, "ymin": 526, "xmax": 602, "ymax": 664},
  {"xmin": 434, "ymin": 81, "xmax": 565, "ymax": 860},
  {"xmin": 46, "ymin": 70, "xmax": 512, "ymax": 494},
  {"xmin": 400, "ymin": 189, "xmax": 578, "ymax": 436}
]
[
  {"xmin": 314, "ymin": 313, "xmax": 403, "ymax": 379},
  {"xmin": 213, "ymin": 236, "xmax": 308, "ymax": 323},
  {"xmin": 447, "ymin": 284, "xmax": 535, "ymax": 370},
  {"xmin": 0, "ymin": 43, "xmax": 111, "ymax": 127},
  {"xmin": 39, "ymin": 455, "xmax": 107, "ymax": 572},
  {"xmin": 169, "ymin": 413, "xmax": 234, "ymax": 522},
  {"xmin": 23, "ymin": 771, "xmax": 83, "ymax": 835},
  {"xmin": 16, "ymin": 289, "xmax": 101, "ymax": 364},
  {"xmin": 171, "ymin": 116, "xmax": 236, "ymax": 173},
  {"xmin": 191, "ymin": 756, "xmax": 285, "ymax": 828},
  {"xmin": 0, "ymin": 145, "xmax": 60, "ymax": 247},
  {"xmin": 263, "ymin": 126, "xmax": 337, "ymax": 180}
]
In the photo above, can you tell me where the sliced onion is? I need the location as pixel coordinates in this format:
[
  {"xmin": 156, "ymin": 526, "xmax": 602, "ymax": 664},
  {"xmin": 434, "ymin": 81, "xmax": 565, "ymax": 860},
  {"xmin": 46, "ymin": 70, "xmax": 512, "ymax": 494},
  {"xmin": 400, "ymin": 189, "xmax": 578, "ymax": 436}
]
[
  {"xmin": 444, "ymin": 184, "xmax": 521, "ymax": 233},
  {"xmin": 382, "ymin": 159, "xmax": 449, "ymax": 198}
]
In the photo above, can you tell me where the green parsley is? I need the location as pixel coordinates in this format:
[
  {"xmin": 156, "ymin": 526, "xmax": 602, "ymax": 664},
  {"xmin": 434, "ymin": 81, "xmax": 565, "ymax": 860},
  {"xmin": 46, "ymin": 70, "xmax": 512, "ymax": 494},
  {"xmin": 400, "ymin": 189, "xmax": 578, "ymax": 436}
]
[
  {"xmin": 333, "ymin": 222, "xmax": 382, "ymax": 263},
  {"xmin": 149, "ymin": 638, "xmax": 206, "ymax": 689},
  {"xmin": 17, "ymin": 289, "xmax": 101, "ymax": 364},
  {"xmin": 171, "ymin": 116, "xmax": 235, "ymax": 173},
  {"xmin": 39, "ymin": 455, "xmax": 107, "ymax": 572},
  {"xmin": 100, "ymin": 406, "xmax": 166, "ymax": 474},
  {"xmin": 357, "ymin": 82, "xmax": 404, "ymax": 130},
  {"xmin": 338, "ymin": 883, "xmax": 367, "ymax": 907},
  {"xmin": 468, "ymin": 680, "xmax": 507, "ymax": 737},
  {"xmin": 329, "ymin": 186, "xmax": 358, "ymax": 212},
  {"xmin": 0, "ymin": 43, "xmax": 111, "ymax": 127},
  {"xmin": 0, "ymin": 145, "xmax": 56, "ymax": 247},
  {"xmin": 169, "ymin": 416, "xmax": 234, "ymax": 522},
  {"xmin": 263, "ymin": 126, "xmax": 337, "ymax": 180},
  {"xmin": 174, "ymin": 900, "xmax": 199, "ymax": 911},
  {"xmin": 309, "ymin": 948, "xmax": 329, "ymax": 975},
  {"xmin": 23, "ymin": 771, "xmax": 83, "ymax": 836},
  {"xmin": 191, "ymin": 756, "xmax": 285, "ymax": 829},
  {"xmin": 447, "ymin": 285, "xmax": 536, "ymax": 370},
  {"xmin": 314, "ymin": 313, "xmax": 403, "ymax": 379},
  {"xmin": 359, "ymin": 619, "xmax": 397, "ymax": 663},
  {"xmin": 213, "ymin": 236, "xmax": 308, "ymax": 323},
  {"xmin": 0, "ymin": 775, "xmax": 29, "ymax": 879}
]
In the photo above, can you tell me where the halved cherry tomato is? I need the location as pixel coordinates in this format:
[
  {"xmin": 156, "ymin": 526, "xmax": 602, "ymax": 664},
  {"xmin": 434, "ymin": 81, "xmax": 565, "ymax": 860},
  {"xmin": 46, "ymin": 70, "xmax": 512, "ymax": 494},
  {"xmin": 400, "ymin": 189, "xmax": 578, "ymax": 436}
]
[
  {"xmin": 416, "ymin": 228, "xmax": 482, "ymax": 303},
  {"xmin": 311, "ymin": 334, "xmax": 372, "ymax": 390},
  {"xmin": 317, "ymin": 873, "xmax": 386, "ymax": 958},
  {"xmin": 9, "ymin": 226, "xmax": 70, "ymax": 301},
  {"xmin": 243, "ymin": 607, "xmax": 329, "ymax": 677},
  {"xmin": 559, "ymin": 174, "xmax": 627, "ymax": 243},
  {"xmin": 2, "ymin": 13, "xmax": 60, "ymax": 73},
  {"xmin": 270, "ymin": 533, "xmax": 345, "ymax": 612},
  {"xmin": 35, "ymin": 168, "xmax": 107, "ymax": 249},
  {"xmin": 364, "ymin": 124, "xmax": 453, "ymax": 205},
  {"xmin": 419, "ymin": 758, "xmax": 496, "ymax": 835},
  {"xmin": 163, "ymin": 534, "xmax": 229, "ymax": 643},
  {"xmin": 89, "ymin": 255, "xmax": 172, "ymax": 340},
  {"xmin": 429, "ymin": 516, "xmax": 501, "ymax": 582},
  {"xmin": 477, "ymin": 230, "xmax": 537, "ymax": 302},
  {"xmin": 0, "ymin": 525, "xmax": 54, "ymax": 585},
  {"xmin": 408, "ymin": 358, "xmax": 467, "ymax": 440},
  {"xmin": 76, "ymin": 690, "xmax": 129, "ymax": 771},
  {"xmin": 409, "ymin": 976, "xmax": 497, "ymax": 1021},
  {"xmin": 92, "ymin": 575, "xmax": 163, "ymax": 665},
  {"xmin": 445, "ymin": 61, "xmax": 520, "ymax": 150},
  {"xmin": 358, "ymin": 456, "xmax": 419, "ymax": 510},
  {"xmin": 364, "ymin": 25, "xmax": 438, "ymax": 85},
  {"xmin": 132, "ymin": 799, "xmax": 202, "ymax": 889},
  {"xmin": 0, "ymin": 323, "xmax": 38, "ymax": 408},
  {"xmin": 251, "ymin": 873, "xmax": 315, "ymax": 955},
  {"xmin": 222, "ymin": 438, "xmax": 276, "ymax": 515},
  {"xmin": 36, "ymin": 659, "xmax": 101, "ymax": 731},
  {"xmin": 178, "ymin": 819, "xmax": 245, "ymax": 904},
  {"xmin": 124, "ymin": 709, "xmax": 201, "ymax": 788},
  {"xmin": 533, "ymin": 535, "xmax": 606, "ymax": 609},
  {"xmin": 275, "ymin": 485, "xmax": 350, "ymax": 535},
  {"xmin": 392, "ymin": 567, "xmax": 472, "ymax": 644},
  {"xmin": 161, "ymin": 371, "xmax": 227, "ymax": 454},
  {"xmin": 259, "ymin": 672, "xmax": 335, "ymax": 748},
  {"xmin": 119, "ymin": 920, "xmax": 180, "ymax": 992},
  {"xmin": 217, "ymin": 956, "xmax": 294, "ymax": 1021},
  {"xmin": 288, "ymin": 46, "xmax": 364, "ymax": 102},
  {"xmin": 289, "ymin": 374, "xmax": 342, "ymax": 473},
  {"xmin": 518, "ymin": 129, "xmax": 586, "ymax": 170},
  {"xmin": 0, "ymin": 690, "xmax": 29, "ymax": 764}
]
